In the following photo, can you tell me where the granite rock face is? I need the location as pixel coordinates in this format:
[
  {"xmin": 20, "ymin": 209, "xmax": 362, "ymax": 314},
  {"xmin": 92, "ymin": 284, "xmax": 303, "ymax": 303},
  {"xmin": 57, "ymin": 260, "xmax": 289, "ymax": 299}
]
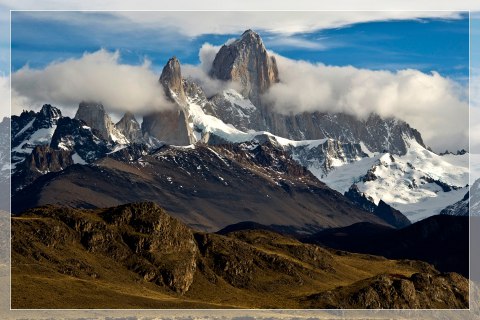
[
  {"xmin": 115, "ymin": 112, "xmax": 142, "ymax": 143},
  {"xmin": 74, "ymin": 102, "xmax": 128, "ymax": 144},
  {"xmin": 210, "ymin": 29, "xmax": 279, "ymax": 106},
  {"xmin": 160, "ymin": 56, "xmax": 187, "ymax": 105},
  {"xmin": 141, "ymin": 109, "xmax": 192, "ymax": 146},
  {"xmin": 142, "ymin": 57, "xmax": 194, "ymax": 145}
]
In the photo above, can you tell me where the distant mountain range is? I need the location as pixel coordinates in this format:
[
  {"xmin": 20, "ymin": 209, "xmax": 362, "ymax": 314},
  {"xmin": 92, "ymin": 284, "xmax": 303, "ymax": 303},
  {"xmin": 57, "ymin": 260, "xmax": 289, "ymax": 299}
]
[{"xmin": 9, "ymin": 29, "xmax": 469, "ymax": 225}]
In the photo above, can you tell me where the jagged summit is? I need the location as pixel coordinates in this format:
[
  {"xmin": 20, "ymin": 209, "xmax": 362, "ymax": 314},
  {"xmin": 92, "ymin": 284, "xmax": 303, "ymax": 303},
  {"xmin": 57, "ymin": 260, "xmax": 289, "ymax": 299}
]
[
  {"xmin": 115, "ymin": 111, "xmax": 142, "ymax": 142},
  {"xmin": 39, "ymin": 104, "xmax": 61, "ymax": 121},
  {"xmin": 75, "ymin": 101, "xmax": 128, "ymax": 144},
  {"xmin": 160, "ymin": 56, "xmax": 186, "ymax": 104},
  {"xmin": 209, "ymin": 29, "xmax": 279, "ymax": 105}
]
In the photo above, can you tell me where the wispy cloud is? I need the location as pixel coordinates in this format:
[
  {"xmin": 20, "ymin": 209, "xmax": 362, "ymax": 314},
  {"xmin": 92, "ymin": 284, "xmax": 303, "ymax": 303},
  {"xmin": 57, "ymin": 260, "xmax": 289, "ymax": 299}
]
[{"xmin": 264, "ymin": 36, "xmax": 333, "ymax": 50}]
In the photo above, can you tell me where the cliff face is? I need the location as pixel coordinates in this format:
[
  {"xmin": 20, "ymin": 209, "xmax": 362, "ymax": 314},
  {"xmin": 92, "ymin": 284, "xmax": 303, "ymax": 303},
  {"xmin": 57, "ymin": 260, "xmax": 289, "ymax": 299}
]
[
  {"xmin": 115, "ymin": 112, "xmax": 142, "ymax": 143},
  {"xmin": 74, "ymin": 102, "xmax": 128, "ymax": 144},
  {"xmin": 160, "ymin": 56, "xmax": 187, "ymax": 105},
  {"xmin": 12, "ymin": 145, "xmax": 74, "ymax": 192},
  {"xmin": 142, "ymin": 57, "xmax": 194, "ymax": 146},
  {"xmin": 210, "ymin": 29, "xmax": 279, "ymax": 106},
  {"xmin": 141, "ymin": 109, "xmax": 192, "ymax": 146}
]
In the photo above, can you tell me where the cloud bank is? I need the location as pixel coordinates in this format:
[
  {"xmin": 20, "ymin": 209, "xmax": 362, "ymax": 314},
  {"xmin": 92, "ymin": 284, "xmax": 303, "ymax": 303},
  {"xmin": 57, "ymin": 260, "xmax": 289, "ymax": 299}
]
[
  {"xmin": 262, "ymin": 54, "xmax": 468, "ymax": 152},
  {"xmin": 11, "ymin": 49, "xmax": 174, "ymax": 116},
  {"xmin": 11, "ymin": 45, "xmax": 469, "ymax": 152}
]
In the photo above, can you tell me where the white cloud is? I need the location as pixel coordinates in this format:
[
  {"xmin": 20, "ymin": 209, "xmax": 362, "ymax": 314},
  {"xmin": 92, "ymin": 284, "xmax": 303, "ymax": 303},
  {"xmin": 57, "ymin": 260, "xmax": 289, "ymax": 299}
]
[
  {"xmin": 182, "ymin": 43, "xmax": 242, "ymax": 97},
  {"xmin": 263, "ymin": 54, "xmax": 468, "ymax": 152},
  {"xmin": 11, "ymin": 49, "xmax": 174, "ymax": 116},
  {"xmin": 265, "ymin": 36, "xmax": 331, "ymax": 50},
  {"xmin": 0, "ymin": 76, "xmax": 10, "ymax": 119},
  {"xmin": 9, "ymin": 42, "xmax": 470, "ymax": 153}
]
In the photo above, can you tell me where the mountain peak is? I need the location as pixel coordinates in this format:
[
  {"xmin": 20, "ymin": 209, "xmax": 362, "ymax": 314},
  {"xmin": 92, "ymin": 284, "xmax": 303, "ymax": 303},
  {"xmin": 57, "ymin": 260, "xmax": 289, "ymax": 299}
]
[
  {"xmin": 75, "ymin": 102, "xmax": 128, "ymax": 144},
  {"xmin": 39, "ymin": 104, "xmax": 62, "ymax": 120},
  {"xmin": 160, "ymin": 56, "xmax": 186, "ymax": 104},
  {"xmin": 115, "ymin": 111, "xmax": 141, "ymax": 142},
  {"xmin": 209, "ymin": 30, "xmax": 279, "ymax": 105},
  {"xmin": 240, "ymin": 29, "xmax": 261, "ymax": 42}
]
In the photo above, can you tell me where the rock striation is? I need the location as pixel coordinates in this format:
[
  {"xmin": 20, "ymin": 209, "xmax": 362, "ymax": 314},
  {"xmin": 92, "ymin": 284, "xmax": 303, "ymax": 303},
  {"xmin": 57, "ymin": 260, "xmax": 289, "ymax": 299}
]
[
  {"xmin": 142, "ymin": 57, "xmax": 194, "ymax": 145},
  {"xmin": 210, "ymin": 29, "xmax": 279, "ymax": 106},
  {"xmin": 115, "ymin": 112, "xmax": 142, "ymax": 143},
  {"xmin": 74, "ymin": 101, "xmax": 128, "ymax": 144}
]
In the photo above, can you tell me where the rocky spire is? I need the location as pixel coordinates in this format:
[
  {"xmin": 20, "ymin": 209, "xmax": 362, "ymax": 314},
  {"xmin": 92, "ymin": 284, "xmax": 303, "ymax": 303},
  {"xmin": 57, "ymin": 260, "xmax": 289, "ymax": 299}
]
[
  {"xmin": 74, "ymin": 101, "xmax": 128, "ymax": 144},
  {"xmin": 209, "ymin": 29, "xmax": 279, "ymax": 105},
  {"xmin": 115, "ymin": 111, "xmax": 142, "ymax": 143},
  {"xmin": 159, "ymin": 56, "xmax": 187, "ymax": 104}
]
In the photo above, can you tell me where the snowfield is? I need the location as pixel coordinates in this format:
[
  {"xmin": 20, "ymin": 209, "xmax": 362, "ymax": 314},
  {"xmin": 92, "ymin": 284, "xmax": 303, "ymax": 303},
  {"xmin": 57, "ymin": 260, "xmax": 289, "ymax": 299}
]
[{"xmin": 323, "ymin": 138, "xmax": 468, "ymax": 221}]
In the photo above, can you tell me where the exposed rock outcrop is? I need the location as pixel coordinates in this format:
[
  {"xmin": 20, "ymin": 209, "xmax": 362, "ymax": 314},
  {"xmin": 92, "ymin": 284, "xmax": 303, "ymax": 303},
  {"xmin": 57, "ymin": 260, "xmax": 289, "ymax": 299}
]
[
  {"xmin": 160, "ymin": 56, "xmax": 187, "ymax": 105},
  {"xmin": 141, "ymin": 109, "xmax": 192, "ymax": 146},
  {"xmin": 115, "ymin": 112, "xmax": 142, "ymax": 142},
  {"xmin": 345, "ymin": 184, "xmax": 411, "ymax": 228},
  {"xmin": 142, "ymin": 57, "xmax": 195, "ymax": 145},
  {"xmin": 74, "ymin": 101, "xmax": 128, "ymax": 144},
  {"xmin": 12, "ymin": 145, "xmax": 73, "ymax": 192},
  {"xmin": 210, "ymin": 29, "xmax": 279, "ymax": 106},
  {"xmin": 306, "ymin": 272, "xmax": 468, "ymax": 309},
  {"xmin": 50, "ymin": 117, "xmax": 109, "ymax": 163}
]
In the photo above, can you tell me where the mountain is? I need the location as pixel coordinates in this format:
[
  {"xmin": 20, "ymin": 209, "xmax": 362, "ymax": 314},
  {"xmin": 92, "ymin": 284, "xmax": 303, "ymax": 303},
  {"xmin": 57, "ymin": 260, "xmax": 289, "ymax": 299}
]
[
  {"xmin": 11, "ymin": 140, "xmax": 396, "ymax": 233},
  {"xmin": 440, "ymin": 190, "xmax": 469, "ymax": 216},
  {"xmin": 11, "ymin": 202, "xmax": 468, "ymax": 308},
  {"xmin": 10, "ymin": 29, "xmax": 468, "ymax": 228},
  {"xmin": 160, "ymin": 56, "xmax": 188, "ymax": 104},
  {"xmin": 50, "ymin": 116, "xmax": 110, "ymax": 163},
  {"xmin": 440, "ymin": 178, "xmax": 480, "ymax": 216},
  {"xmin": 74, "ymin": 101, "xmax": 128, "ymax": 144},
  {"xmin": 322, "ymin": 139, "xmax": 469, "ymax": 221},
  {"xmin": 115, "ymin": 112, "xmax": 142, "ymax": 142},
  {"xmin": 304, "ymin": 214, "xmax": 469, "ymax": 277},
  {"xmin": 12, "ymin": 145, "xmax": 73, "ymax": 192},
  {"xmin": 210, "ymin": 29, "xmax": 279, "ymax": 106},
  {"xmin": 208, "ymin": 30, "xmax": 425, "ymax": 155},
  {"xmin": 11, "ymin": 104, "xmax": 62, "ymax": 168},
  {"xmin": 141, "ymin": 57, "xmax": 195, "ymax": 145}
]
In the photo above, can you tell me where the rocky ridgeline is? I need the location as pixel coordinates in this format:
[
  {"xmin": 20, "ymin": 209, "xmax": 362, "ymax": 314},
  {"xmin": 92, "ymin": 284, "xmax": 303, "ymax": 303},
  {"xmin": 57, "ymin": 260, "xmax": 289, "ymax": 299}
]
[
  {"xmin": 114, "ymin": 111, "xmax": 142, "ymax": 142},
  {"xmin": 74, "ymin": 101, "xmax": 128, "ymax": 144},
  {"xmin": 11, "ymin": 202, "xmax": 469, "ymax": 308},
  {"xmin": 306, "ymin": 272, "xmax": 468, "ymax": 309}
]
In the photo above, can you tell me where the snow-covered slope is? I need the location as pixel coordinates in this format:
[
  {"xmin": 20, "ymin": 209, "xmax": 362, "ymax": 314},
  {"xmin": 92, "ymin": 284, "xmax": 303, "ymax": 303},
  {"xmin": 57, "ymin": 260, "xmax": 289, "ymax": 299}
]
[
  {"xmin": 323, "ymin": 138, "xmax": 468, "ymax": 221},
  {"xmin": 11, "ymin": 105, "xmax": 62, "ymax": 169}
]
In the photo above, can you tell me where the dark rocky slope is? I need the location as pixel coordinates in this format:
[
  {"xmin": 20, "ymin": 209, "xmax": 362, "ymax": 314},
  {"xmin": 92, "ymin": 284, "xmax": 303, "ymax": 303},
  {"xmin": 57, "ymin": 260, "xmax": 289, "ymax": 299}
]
[{"xmin": 12, "ymin": 141, "xmax": 394, "ymax": 233}]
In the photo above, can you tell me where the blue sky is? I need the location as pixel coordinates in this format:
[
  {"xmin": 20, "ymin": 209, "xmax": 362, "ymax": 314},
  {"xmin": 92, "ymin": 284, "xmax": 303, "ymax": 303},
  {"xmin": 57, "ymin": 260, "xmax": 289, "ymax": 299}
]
[{"xmin": 10, "ymin": 11, "xmax": 469, "ymax": 84}]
